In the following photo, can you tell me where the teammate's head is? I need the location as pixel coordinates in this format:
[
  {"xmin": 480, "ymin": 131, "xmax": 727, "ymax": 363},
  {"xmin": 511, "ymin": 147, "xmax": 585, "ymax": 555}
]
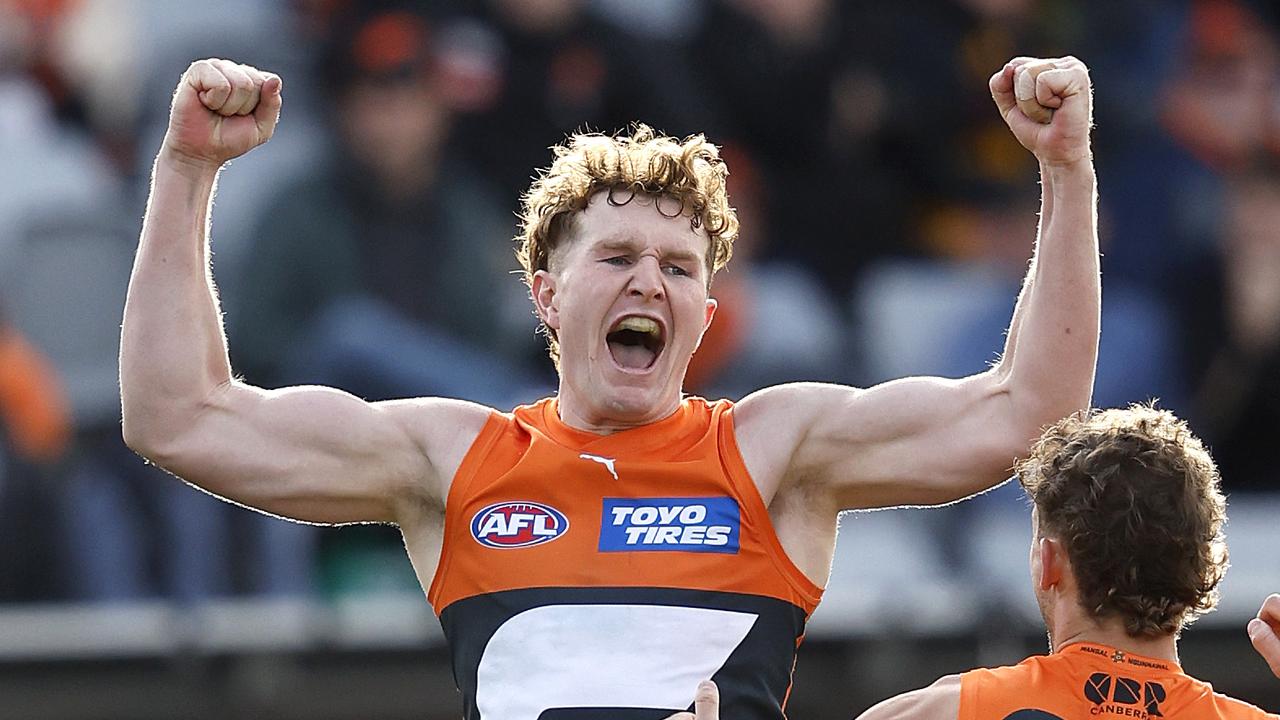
[
  {"xmin": 1017, "ymin": 405, "xmax": 1229, "ymax": 639},
  {"xmin": 517, "ymin": 125, "xmax": 739, "ymax": 370}
]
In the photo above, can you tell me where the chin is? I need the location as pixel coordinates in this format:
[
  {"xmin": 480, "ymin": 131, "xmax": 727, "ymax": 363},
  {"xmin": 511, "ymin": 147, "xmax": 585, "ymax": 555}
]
[
  {"xmin": 592, "ymin": 370, "xmax": 685, "ymax": 421},
  {"xmin": 601, "ymin": 386, "xmax": 667, "ymax": 419}
]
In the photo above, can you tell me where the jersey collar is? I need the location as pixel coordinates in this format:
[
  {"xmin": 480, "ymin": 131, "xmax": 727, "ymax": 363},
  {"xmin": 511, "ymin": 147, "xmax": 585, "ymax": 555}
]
[{"xmin": 1062, "ymin": 642, "xmax": 1184, "ymax": 675}]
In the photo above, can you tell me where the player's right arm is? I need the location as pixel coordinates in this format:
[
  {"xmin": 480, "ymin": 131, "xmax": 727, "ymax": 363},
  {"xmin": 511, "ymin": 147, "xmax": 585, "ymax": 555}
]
[{"xmin": 120, "ymin": 59, "xmax": 489, "ymax": 525}]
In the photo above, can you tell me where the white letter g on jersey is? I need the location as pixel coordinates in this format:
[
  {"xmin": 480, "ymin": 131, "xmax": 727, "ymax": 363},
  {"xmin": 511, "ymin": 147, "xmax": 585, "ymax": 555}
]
[{"xmin": 475, "ymin": 604, "xmax": 757, "ymax": 719}]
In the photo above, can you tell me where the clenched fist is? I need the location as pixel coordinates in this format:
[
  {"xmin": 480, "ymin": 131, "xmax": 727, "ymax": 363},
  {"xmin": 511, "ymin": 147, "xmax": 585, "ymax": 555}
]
[
  {"xmin": 162, "ymin": 58, "xmax": 282, "ymax": 171},
  {"xmin": 989, "ymin": 56, "xmax": 1092, "ymax": 167}
]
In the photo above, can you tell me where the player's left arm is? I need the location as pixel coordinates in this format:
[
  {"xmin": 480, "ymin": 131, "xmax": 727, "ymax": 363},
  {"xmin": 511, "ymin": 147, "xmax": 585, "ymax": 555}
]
[
  {"xmin": 736, "ymin": 57, "xmax": 1098, "ymax": 510},
  {"xmin": 856, "ymin": 674, "xmax": 962, "ymax": 720}
]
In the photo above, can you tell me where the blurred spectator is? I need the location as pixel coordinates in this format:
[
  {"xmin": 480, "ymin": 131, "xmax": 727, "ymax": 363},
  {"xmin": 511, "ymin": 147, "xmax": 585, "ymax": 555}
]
[
  {"xmin": 0, "ymin": 2, "xmax": 121, "ymax": 243},
  {"xmin": 1102, "ymin": 0, "xmax": 1278, "ymax": 290},
  {"xmin": 1161, "ymin": 0, "xmax": 1280, "ymax": 171},
  {"xmin": 1185, "ymin": 166, "xmax": 1280, "ymax": 492},
  {"xmin": 692, "ymin": 0, "xmax": 842, "ymax": 165},
  {"xmin": 0, "ymin": 1, "xmax": 319, "ymax": 605},
  {"xmin": 453, "ymin": 0, "xmax": 714, "ymax": 202},
  {"xmin": 1122, "ymin": 0, "xmax": 1280, "ymax": 491},
  {"xmin": 231, "ymin": 7, "xmax": 546, "ymax": 405},
  {"xmin": 691, "ymin": 0, "xmax": 883, "ymax": 295},
  {"xmin": 0, "ymin": 320, "xmax": 72, "ymax": 601},
  {"xmin": 685, "ymin": 145, "xmax": 848, "ymax": 397},
  {"xmin": 0, "ymin": 323, "xmax": 71, "ymax": 465}
]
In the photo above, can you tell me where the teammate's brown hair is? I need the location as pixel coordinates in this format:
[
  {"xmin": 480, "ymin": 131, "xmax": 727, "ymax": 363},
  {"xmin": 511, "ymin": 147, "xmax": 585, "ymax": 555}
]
[
  {"xmin": 516, "ymin": 124, "xmax": 739, "ymax": 367},
  {"xmin": 1017, "ymin": 404, "xmax": 1228, "ymax": 637}
]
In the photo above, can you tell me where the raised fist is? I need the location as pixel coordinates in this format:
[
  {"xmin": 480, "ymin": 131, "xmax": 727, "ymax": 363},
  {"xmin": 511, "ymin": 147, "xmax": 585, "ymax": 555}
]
[
  {"xmin": 162, "ymin": 58, "xmax": 282, "ymax": 170},
  {"xmin": 989, "ymin": 56, "xmax": 1093, "ymax": 167}
]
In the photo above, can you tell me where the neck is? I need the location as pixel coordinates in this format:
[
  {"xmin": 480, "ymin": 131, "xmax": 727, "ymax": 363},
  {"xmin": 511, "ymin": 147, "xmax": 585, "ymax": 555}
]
[
  {"xmin": 555, "ymin": 382, "xmax": 681, "ymax": 436},
  {"xmin": 1051, "ymin": 616, "xmax": 1180, "ymax": 664}
]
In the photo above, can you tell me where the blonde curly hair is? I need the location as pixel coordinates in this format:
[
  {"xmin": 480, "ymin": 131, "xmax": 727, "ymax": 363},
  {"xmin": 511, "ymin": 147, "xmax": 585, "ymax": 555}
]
[
  {"xmin": 515, "ymin": 124, "xmax": 739, "ymax": 367},
  {"xmin": 1017, "ymin": 404, "xmax": 1229, "ymax": 638}
]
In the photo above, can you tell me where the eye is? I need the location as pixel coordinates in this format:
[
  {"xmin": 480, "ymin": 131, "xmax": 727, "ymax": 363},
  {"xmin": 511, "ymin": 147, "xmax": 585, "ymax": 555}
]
[
  {"xmin": 603, "ymin": 256, "xmax": 631, "ymax": 266},
  {"xmin": 664, "ymin": 264, "xmax": 692, "ymax": 277}
]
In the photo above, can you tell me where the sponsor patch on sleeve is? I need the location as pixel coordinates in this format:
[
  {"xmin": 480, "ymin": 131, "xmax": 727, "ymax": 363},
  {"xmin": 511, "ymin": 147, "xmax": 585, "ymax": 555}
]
[{"xmin": 599, "ymin": 497, "xmax": 740, "ymax": 554}]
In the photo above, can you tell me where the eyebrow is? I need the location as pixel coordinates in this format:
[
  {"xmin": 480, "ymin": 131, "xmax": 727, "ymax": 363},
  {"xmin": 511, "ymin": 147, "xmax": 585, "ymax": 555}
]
[{"xmin": 594, "ymin": 238, "xmax": 702, "ymax": 265}]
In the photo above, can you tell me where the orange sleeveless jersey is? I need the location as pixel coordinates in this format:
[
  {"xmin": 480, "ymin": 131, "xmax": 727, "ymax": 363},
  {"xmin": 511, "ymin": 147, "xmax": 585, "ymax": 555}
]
[
  {"xmin": 428, "ymin": 396, "xmax": 823, "ymax": 720},
  {"xmin": 960, "ymin": 642, "xmax": 1277, "ymax": 720}
]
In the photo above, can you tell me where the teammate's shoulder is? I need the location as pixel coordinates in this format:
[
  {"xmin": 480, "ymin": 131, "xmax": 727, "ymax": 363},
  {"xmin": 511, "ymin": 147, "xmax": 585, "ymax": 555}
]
[
  {"xmin": 1204, "ymin": 685, "xmax": 1280, "ymax": 719},
  {"xmin": 960, "ymin": 653, "xmax": 1055, "ymax": 688}
]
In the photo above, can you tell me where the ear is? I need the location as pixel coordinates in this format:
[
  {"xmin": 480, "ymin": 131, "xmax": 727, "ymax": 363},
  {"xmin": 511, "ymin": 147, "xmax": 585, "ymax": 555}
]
[
  {"xmin": 1037, "ymin": 536, "xmax": 1064, "ymax": 592},
  {"xmin": 693, "ymin": 298, "xmax": 718, "ymax": 351},
  {"xmin": 531, "ymin": 270, "xmax": 560, "ymax": 331}
]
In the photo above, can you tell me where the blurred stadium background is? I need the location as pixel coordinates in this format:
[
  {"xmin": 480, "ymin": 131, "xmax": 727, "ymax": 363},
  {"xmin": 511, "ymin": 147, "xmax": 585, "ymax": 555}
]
[{"xmin": 1, "ymin": 0, "xmax": 1278, "ymax": 717}]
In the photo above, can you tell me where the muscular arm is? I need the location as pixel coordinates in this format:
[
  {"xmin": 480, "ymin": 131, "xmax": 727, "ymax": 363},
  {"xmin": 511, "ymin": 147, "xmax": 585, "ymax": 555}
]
[
  {"xmin": 737, "ymin": 57, "xmax": 1099, "ymax": 510},
  {"xmin": 120, "ymin": 59, "xmax": 487, "ymax": 525},
  {"xmin": 856, "ymin": 675, "xmax": 962, "ymax": 720}
]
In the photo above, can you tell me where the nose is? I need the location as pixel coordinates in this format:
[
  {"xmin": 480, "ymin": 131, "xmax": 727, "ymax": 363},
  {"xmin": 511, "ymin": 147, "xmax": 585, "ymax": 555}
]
[{"xmin": 627, "ymin": 256, "xmax": 665, "ymax": 301}]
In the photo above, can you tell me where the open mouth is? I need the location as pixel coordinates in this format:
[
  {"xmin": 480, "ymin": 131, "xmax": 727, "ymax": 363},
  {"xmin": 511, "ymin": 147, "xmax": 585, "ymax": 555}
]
[{"xmin": 606, "ymin": 316, "xmax": 666, "ymax": 372}]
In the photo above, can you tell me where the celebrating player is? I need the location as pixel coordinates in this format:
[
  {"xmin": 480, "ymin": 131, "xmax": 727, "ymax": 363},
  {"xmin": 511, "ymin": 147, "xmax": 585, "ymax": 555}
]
[{"xmin": 120, "ymin": 55, "xmax": 1099, "ymax": 718}]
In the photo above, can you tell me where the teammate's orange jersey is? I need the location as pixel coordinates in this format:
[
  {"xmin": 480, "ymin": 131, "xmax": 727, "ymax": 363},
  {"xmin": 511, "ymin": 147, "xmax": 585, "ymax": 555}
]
[
  {"xmin": 960, "ymin": 642, "xmax": 1277, "ymax": 719},
  {"xmin": 429, "ymin": 396, "xmax": 823, "ymax": 720}
]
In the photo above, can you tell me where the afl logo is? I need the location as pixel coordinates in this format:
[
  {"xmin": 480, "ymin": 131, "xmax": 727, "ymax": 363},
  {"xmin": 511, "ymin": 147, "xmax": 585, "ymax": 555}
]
[{"xmin": 471, "ymin": 501, "xmax": 569, "ymax": 549}]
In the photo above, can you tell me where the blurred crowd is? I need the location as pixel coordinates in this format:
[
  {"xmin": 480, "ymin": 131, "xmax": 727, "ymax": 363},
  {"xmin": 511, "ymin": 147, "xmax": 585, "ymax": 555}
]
[{"xmin": 0, "ymin": 0, "xmax": 1278, "ymax": 606}]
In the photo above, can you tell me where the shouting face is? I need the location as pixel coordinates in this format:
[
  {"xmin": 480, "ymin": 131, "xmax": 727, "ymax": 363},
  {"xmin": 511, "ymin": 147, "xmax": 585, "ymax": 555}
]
[{"xmin": 532, "ymin": 191, "xmax": 717, "ymax": 431}]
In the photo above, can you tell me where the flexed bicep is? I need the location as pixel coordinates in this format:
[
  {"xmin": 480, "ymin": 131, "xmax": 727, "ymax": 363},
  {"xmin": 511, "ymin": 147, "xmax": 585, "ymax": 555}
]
[
  {"xmin": 141, "ymin": 383, "xmax": 490, "ymax": 525},
  {"xmin": 741, "ymin": 376, "xmax": 1035, "ymax": 512}
]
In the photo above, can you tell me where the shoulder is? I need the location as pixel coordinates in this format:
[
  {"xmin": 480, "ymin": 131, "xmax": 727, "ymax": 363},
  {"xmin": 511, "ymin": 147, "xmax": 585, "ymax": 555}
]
[
  {"xmin": 377, "ymin": 397, "xmax": 503, "ymax": 501},
  {"xmin": 1206, "ymin": 686, "xmax": 1279, "ymax": 719},
  {"xmin": 733, "ymin": 383, "xmax": 861, "ymax": 441},
  {"xmin": 729, "ymin": 385, "xmax": 824, "ymax": 499},
  {"xmin": 957, "ymin": 654, "xmax": 1086, "ymax": 720},
  {"xmin": 959, "ymin": 654, "xmax": 1050, "ymax": 692},
  {"xmin": 730, "ymin": 383, "xmax": 863, "ymax": 493},
  {"xmin": 857, "ymin": 674, "xmax": 961, "ymax": 720}
]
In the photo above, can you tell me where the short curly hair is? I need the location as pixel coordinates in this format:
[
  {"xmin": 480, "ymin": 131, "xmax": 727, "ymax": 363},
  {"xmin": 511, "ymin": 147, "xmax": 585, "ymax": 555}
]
[
  {"xmin": 515, "ymin": 124, "xmax": 739, "ymax": 367},
  {"xmin": 1017, "ymin": 404, "xmax": 1228, "ymax": 638}
]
